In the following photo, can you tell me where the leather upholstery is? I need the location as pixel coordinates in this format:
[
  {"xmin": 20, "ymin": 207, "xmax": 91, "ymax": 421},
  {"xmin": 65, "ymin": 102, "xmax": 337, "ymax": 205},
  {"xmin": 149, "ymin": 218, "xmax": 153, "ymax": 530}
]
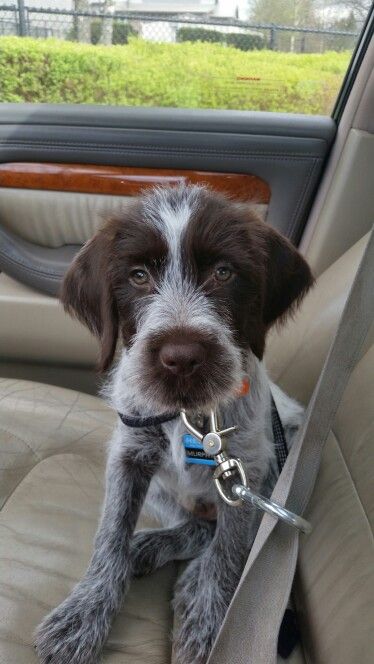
[
  {"xmin": 296, "ymin": 351, "xmax": 374, "ymax": 663},
  {"xmin": 0, "ymin": 273, "xmax": 98, "ymax": 366},
  {"xmin": 0, "ymin": 233, "xmax": 373, "ymax": 663},
  {"xmin": 267, "ymin": 233, "xmax": 374, "ymax": 663},
  {"xmin": 301, "ymin": 39, "xmax": 374, "ymax": 274},
  {"xmin": 303, "ymin": 129, "xmax": 374, "ymax": 276},
  {"xmin": 0, "ymin": 379, "xmax": 177, "ymax": 663},
  {"xmin": 266, "ymin": 232, "xmax": 372, "ymax": 403},
  {"xmin": 0, "ymin": 189, "xmax": 132, "ymax": 247}
]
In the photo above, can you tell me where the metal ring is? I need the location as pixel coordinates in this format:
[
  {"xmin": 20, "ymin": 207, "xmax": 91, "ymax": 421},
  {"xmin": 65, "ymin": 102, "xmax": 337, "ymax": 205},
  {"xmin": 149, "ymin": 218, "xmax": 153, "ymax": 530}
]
[
  {"xmin": 232, "ymin": 484, "xmax": 312, "ymax": 534},
  {"xmin": 213, "ymin": 457, "xmax": 239, "ymax": 479},
  {"xmin": 214, "ymin": 459, "xmax": 247, "ymax": 507}
]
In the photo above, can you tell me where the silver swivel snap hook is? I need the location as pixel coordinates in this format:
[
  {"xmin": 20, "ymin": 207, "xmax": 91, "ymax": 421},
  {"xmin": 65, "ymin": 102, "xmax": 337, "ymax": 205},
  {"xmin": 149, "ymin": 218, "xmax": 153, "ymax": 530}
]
[
  {"xmin": 181, "ymin": 409, "xmax": 246, "ymax": 507},
  {"xmin": 181, "ymin": 409, "xmax": 236, "ymax": 455},
  {"xmin": 180, "ymin": 409, "xmax": 312, "ymax": 533}
]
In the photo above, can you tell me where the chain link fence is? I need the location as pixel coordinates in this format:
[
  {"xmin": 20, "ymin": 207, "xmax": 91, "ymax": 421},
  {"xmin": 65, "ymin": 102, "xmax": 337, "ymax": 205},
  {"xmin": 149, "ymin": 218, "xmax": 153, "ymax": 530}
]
[{"xmin": 0, "ymin": 4, "xmax": 359, "ymax": 53}]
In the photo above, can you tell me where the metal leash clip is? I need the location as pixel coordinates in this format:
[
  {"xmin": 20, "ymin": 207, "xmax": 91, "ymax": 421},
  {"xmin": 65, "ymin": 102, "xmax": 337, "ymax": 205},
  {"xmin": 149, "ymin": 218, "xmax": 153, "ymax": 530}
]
[
  {"xmin": 180, "ymin": 409, "xmax": 312, "ymax": 534},
  {"xmin": 181, "ymin": 409, "xmax": 244, "ymax": 507}
]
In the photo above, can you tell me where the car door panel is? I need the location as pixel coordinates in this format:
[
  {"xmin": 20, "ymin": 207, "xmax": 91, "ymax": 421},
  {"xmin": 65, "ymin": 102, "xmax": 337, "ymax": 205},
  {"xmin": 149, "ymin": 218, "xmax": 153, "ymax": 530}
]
[{"xmin": 0, "ymin": 104, "xmax": 336, "ymax": 241}]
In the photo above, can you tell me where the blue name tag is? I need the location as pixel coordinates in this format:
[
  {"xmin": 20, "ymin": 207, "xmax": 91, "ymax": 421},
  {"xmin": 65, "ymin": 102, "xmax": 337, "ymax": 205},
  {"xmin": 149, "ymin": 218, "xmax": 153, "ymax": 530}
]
[{"xmin": 182, "ymin": 433, "xmax": 217, "ymax": 466}]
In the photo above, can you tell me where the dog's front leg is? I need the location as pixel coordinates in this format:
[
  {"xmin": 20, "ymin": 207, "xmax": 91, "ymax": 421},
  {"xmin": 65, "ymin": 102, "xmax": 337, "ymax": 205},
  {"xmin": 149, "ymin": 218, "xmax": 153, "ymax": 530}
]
[
  {"xmin": 35, "ymin": 428, "xmax": 166, "ymax": 664},
  {"xmin": 131, "ymin": 518, "xmax": 215, "ymax": 577},
  {"xmin": 173, "ymin": 497, "xmax": 258, "ymax": 664}
]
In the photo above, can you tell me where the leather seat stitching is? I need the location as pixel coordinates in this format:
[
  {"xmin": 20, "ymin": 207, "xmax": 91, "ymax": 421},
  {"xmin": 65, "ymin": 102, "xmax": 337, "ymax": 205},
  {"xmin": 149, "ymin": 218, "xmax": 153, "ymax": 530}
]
[
  {"xmin": 0, "ymin": 426, "xmax": 41, "ymax": 460},
  {"xmin": 287, "ymin": 158, "xmax": 319, "ymax": 239},
  {"xmin": 0, "ymin": 139, "xmax": 324, "ymax": 158},
  {"xmin": 0, "ymin": 425, "xmax": 42, "ymax": 509},
  {"xmin": 0, "ymin": 461, "xmax": 44, "ymax": 512},
  {"xmin": 0, "ymin": 558, "xmax": 78, "ymax": 594},
  {"xmin": 0, "ymin": 384, "xmax": 48, "ymax": 404},
  {"xmin": 53, "ymin": 456, "xmax": 101, "ymax": 503},
  {"xmin": 0, "ymin": 577, "xmax": 55, "ymax": 612},
  {"xmin": 55, "ymin": 392, "xmax": 81, "ymax": 430},
  {"xmin": 0, "ymin": 452, "xmax": 97, "ymax": 513}
]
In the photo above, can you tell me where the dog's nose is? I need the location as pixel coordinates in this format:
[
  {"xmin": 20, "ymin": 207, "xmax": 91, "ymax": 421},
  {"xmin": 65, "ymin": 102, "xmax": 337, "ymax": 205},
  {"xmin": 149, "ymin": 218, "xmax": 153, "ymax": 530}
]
[{"xmin": 159, "ymin": 341, "xmax": 205, "ymax": 376}]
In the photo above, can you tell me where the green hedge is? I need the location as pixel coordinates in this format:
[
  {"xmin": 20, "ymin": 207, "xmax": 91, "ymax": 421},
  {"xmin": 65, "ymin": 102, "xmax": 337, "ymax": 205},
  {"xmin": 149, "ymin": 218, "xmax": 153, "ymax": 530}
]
[
  {"xmin": 90, "ymin": 19, "xmax": 102, "ymax": 45},
  {"xmin": 0, "ymin": 37, "xmax": 350, "ymax": 114},
  {"xmin": 226, "ymin": 33, "xmax": 264, "ymax": 51},
  {"xmin": 176, "ymin": 27, "xmax": 224, "ymax": 44},
  {"xmin": 112, "ymin": 21, "xmax": 138, "ymax": 45},
  {"xmin": 176, "ymin": 27, "xmax": 264, "ymax": 51},
  {"xmin": 91, "ymin": 20, "xmax": 137, "ymax": 45}
]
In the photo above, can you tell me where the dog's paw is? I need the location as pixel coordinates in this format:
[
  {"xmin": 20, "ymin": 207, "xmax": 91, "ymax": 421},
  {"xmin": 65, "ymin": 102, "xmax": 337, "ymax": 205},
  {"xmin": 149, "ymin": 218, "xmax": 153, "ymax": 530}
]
[
  {"xmin": 173, "ymin": 620, "xmax": 214, "ymax": 664},
  {"xmin": 35, "ymin": 593, "xmax": 109, "ymax": 664},
  {"xmin": 173, "ymin": 611, "xmax": 217, "ymax": 664},
  {"xmin": 173, "ymin": 558, "xmax": 227, "ymax": 664}
]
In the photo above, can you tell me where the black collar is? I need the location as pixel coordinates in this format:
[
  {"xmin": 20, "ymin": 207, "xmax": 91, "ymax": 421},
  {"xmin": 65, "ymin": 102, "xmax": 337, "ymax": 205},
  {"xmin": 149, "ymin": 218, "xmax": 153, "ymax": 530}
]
[
  {"xmin": 118, "ymin": 411, "xmax": 179, "ymax": 428},
  {"xmin": 118, "ymin": 395, "xmax": 288, "ymax": 471}
]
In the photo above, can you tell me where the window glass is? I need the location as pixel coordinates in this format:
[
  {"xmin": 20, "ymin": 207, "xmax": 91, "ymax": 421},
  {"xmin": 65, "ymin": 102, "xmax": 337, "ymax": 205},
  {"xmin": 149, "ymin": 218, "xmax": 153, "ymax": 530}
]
[{"xmin": 0, "ymin": 1, "xmax": 371, "ymax": 114}]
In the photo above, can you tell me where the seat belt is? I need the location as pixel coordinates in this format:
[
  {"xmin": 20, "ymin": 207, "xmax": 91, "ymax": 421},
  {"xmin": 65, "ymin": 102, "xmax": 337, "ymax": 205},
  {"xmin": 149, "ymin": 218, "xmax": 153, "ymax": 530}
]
[{"xmin": 207, "ymin": 225, "xmax": 374, "ymax": 664}]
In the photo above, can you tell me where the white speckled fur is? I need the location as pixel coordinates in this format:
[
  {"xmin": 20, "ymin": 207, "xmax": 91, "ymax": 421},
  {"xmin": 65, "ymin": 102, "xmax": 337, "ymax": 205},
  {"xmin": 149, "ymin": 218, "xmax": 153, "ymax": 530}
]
[{"xmin": 36, "ymin": 185, "xmax": 307, "ymax": 664}]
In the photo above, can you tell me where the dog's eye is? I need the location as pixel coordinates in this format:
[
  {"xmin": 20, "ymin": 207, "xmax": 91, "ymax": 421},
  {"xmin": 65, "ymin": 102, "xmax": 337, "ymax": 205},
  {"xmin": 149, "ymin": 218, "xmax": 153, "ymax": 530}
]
[
  {"xmin": 129, "ymin": 268, "xmax": 150, "ymax": 287},
  {"xmin": 214, "ymin": 265, "xmax": 232, "ymax": 282}
]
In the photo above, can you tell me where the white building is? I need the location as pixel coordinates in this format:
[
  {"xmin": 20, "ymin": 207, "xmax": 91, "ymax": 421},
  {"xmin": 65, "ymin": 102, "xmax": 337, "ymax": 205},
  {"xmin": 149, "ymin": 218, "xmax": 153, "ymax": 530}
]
[
  {"xmin": 115, "ymin": 1, "xmax": 250, "ymax": 20},
  {"xmin": 14, "ymin": 1, "xmax": 251, "ymax": 21},
  {"xmin": 4, "ymin": 0, "xmax": 253, "ymax": 42}
]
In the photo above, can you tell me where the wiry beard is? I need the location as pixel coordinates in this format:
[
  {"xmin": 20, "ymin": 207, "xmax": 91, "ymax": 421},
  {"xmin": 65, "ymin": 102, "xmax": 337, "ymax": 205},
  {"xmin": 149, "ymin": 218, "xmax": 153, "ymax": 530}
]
[{"xmin": 122, "ymin": 331, "xmax": 242, "ymax": 415}]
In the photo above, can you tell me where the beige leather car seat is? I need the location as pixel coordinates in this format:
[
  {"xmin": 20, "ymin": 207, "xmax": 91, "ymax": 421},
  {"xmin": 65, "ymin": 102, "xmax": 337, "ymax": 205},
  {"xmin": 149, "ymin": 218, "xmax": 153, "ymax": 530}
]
[{"xmin": 0, "ymin": 232, "xmax": 373, "ymax": 663}]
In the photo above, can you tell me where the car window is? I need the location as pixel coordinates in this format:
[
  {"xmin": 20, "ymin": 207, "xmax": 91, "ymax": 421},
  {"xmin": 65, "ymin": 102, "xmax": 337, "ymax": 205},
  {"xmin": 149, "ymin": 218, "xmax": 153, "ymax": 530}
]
[{"xmin": 0, "ymin": 1, "xmax": 371, "ymax": 114}]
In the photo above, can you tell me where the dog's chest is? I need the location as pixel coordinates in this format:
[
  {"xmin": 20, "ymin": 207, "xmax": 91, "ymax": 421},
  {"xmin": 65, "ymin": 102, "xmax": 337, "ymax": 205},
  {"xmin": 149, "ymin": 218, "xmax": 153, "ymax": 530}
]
[
  {"xmin": 145, "ymin": 389, "xmax": 280, "ymax": 522},
  {"xmin": 153, "ymin": 419, "xmax": 218, "ymax": 512},
  {"xmin": 155, "ymin": 417, "xmax": 266, "ymax": 515}
]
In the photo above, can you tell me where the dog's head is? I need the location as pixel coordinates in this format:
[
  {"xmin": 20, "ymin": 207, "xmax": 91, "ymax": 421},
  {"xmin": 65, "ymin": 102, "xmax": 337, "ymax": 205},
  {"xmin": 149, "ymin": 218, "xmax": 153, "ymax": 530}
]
[{"xmin": 61, "ymin": 185, "xmax": 313, "ymax": 412}]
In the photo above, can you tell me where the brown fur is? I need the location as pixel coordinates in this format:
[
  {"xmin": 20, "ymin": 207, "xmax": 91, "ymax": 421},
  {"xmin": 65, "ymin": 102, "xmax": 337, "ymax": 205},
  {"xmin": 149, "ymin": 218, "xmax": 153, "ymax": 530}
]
[{"xmin": 182, "ymin": 190, "xmax": 313, "ymax": 358}]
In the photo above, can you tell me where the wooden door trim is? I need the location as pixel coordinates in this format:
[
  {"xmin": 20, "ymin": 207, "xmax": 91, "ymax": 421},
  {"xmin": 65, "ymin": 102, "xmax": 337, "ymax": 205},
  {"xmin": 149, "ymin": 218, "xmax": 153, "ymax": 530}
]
[{"xmin": 0, "ymin": 162, "xmax": 270, "ymax": 203}]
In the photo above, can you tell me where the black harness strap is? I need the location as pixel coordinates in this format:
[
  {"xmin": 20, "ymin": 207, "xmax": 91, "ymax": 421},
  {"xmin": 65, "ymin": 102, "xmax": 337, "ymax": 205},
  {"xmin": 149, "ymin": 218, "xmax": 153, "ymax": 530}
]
[
  {"xmin": 271, "ymin": 395, "xmax": 289, "ymax": 472},
  {"xmin": 118, "ymin": 411, "xmax": 179, "ymax": 428},
  {"xmin": 270, "ymin": 396, "xmax": 298, "ymax": 659}
]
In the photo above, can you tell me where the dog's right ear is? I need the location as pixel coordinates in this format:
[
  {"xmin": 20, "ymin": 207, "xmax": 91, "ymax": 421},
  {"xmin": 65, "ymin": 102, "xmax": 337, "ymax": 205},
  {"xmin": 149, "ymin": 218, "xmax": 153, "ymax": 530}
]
[{"xmin": 60, "ymin": 222, "xmax": 119, "ymax": 372}]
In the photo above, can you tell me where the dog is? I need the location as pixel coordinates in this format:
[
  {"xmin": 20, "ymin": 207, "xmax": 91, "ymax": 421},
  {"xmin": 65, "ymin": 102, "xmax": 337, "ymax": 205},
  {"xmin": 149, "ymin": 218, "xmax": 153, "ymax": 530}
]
[{"xmin": 35, "ymin": 184, "xmax": 313, "ymax": 664}]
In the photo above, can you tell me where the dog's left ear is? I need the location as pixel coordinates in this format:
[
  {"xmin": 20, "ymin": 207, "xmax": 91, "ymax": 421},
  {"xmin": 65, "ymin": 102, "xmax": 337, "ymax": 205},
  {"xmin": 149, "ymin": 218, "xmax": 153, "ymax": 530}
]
[
  {"xmin": 260, "ymin": 224, "xmax": 314, "ymax": 328},
  {"xmin": 60, "ymin": 221, "xmax": 119, "ymax": 372}
]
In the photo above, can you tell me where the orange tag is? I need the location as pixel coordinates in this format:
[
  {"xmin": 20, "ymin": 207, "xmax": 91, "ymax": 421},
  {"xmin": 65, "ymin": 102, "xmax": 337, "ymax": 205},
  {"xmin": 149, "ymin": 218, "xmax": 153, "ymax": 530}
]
[{"xmin": 235, "ymin": 376, "xmax": 250, "ymax": 397}]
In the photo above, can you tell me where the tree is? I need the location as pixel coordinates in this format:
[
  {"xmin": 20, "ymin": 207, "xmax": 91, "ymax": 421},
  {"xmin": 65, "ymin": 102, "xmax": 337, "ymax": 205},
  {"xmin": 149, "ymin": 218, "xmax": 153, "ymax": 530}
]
[
  {"xmin": 318, "ymin": 6, "xmax": 359, "ymax": 52},
  {"xmin": 251, "ymin": 0, "xmax": 317, "ymax": 27},
  {"xmin": 251, "ymin": 0, "xmax": 318, "ymax": 51},
  {"xmin": 99, "ymin": 0, "xmax": 114, "ymax": 46},
  {"xmin": 325, "ymin": 1, "xmax": 372, "ymax": 24},
  {"xmin": 330, "ymin": 10, "xmax": 358, "ymax": 49},
  {"xmin": 73, "ymin": 0, "xmax": 90, "ymax": 43}
]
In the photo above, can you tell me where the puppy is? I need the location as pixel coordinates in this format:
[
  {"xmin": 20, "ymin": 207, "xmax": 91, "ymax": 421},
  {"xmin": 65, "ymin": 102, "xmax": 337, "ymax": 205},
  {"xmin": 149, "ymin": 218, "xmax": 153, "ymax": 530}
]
[{"xmin": 35, "ymin": 185, "xmax": 313, "ymax": 664}]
